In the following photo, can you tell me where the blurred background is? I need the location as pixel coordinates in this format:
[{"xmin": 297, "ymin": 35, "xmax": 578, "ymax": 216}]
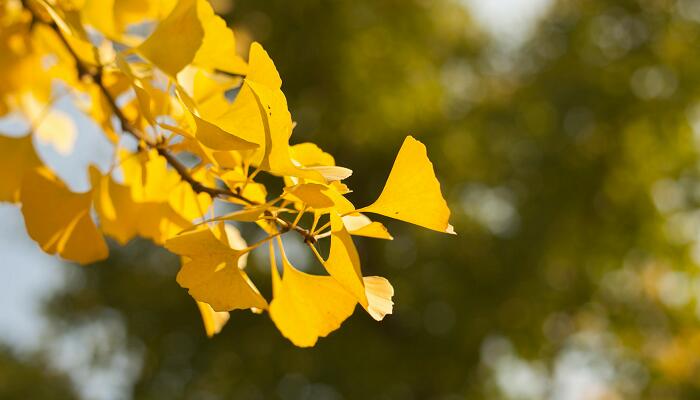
[{"xmin": 4, "ymin": 0, "xmax": 700, "ymax": 398}]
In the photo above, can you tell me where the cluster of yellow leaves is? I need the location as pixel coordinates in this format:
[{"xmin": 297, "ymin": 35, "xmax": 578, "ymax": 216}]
[{"xmin": 0, "ymin": 0, "xmax": 454, "ymax": 346}]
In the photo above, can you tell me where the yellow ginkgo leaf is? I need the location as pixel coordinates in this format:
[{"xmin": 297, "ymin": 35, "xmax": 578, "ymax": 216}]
[
  {"xmin": 34, "ymin": 109, "xmax": 78, "ymax": 156},
  {"xmin": 191, "ymin": 0, "xmax": 247, "ymax": 74},
  {"xmin": 213, "ymin": 169, "xmax": 267, "ymax": 204},
  {"xmin": 269, "ymin": 240, "xmax": 357, "ymax": 347},
  {"xmin": 0, "ymin": 134, "xmax": 42, "ymax": 202},
  {"xmin": 240, "ymin": 182, "xmax": 268, "ymax": 205},
  {"xmin": 20, "ymin": 168, "xmax": 108, "ymax": 264},
  {"xmin": 323, "ymin": 213, "xmax": 368, "ymax": 307},
  {"xmin": 283, "ymin": 183, "xmax": 335, "ymax": 209},
  {"xmin": 281, "ymin": 182, "xmax": 355, "ymax": 214},
  {"xmin": 222, "ymin": 223, "xmax": 249, "ymax": 269},
  {"xmin": 167, "ymin": 166, "xmax": 212, "ymax": 221},
  {"xmin": 35, "ymin": 0, "xmax": 99, "ymax": 65},
  {"xmin": 22, "ymin": 94, "xmax": 77, "ymax": 156},
  {"xmin": 94, "ymin": 151, "xmax": 211, "ymax": 245},
  {"xmin": 363, "ymin": 276, "xmax": 394, "ymax": 321},
  {"xmin": 115, "ymin": 55, "xmax": 172, "ymax": 126},
  {"xmin": 360, "ymin": 136, "xmax": 455, "ymax": 234},
  {"xmin": 246, "ymin": 41, "xmax": 282, "ymax": 88},
  {"xmin": 342, "ymin": 214, "xmax": 393, "ymax": 240},
  {"xmin": 81, "ymin": 0, "xmax": 123, "ymax": 41},
  {"xmin": 286, "ymin": 142, "xmax": 353, "ymax": 183},
  {"xmin": 177, "ymin": 65, "xmax": 241, "ymax": 119},
  {"xmin": 89, "ymin": 166, "xmax": 193, "ymax": 245},
  {"xmin": 165, "ymin": 225, "xmax": 267, "ymax": 312},
  {"xmin": 175, "ymin": 86, "xmax": 259, "ymax": 151},
  {"xmin": 302, "ymin": 166, "xmax": 353, "ymax": 182},
  {"xmin": 323, "ymin": 214, "xmax": 394, "ymax": 321},
  {"xmin": 137, "ymin": 0, "xmax": 245, "ymax": 77},
  {"xmin": 136, "ymin": 0, "xmax": 203, "ymax": 76},
  {"xmin": 82, "ymin": 0, "xmax": 176, "ymax": 45},
  {"xmin": 247, "ymin": 81, "xmax": 323, "ymax": 181},
  {"xmin": 211, "ymin": 85, "xmax": 266, "ymax": 156},
  {"xmin": 290, "ymin": 143, "xmax": 336, "ymax": 167},
  {"xmin": 121, "ymin": 149, "xmax": 181, "ymax": 203},
  {"xmin": 81, "ymin": 84, "xmax": 119, "ymax": 143},
  {"xmin": 196, "ymin": 300, "xmax": 230, "ymax": 337},
  {"xmin": 90, "ymin": 167, "xmax": 141, "ymax": 244},
  {"xmin": 214, "ymin": 42, "xmax": 324, "ymax": 181},
  {"xmin": 193, "ymin": 114, "xmax": 259, "ymax": 151}
]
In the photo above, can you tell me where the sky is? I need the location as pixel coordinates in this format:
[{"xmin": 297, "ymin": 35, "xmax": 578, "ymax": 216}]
[{"xmin": 463, "ymin": 0, "xmax": 553, "ymax": 47}]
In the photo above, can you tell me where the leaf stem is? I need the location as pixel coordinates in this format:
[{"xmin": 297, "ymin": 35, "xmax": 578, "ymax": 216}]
[
  {"xmin": 313, "ymin": 220, "xmax": 332, "ymax": 236},
  {"xmin": 306, "ymin": 242, "xmax": 325, "ymax": 265},
  {"xmin": 246, "ymin": 231, "xmax": 284, "ymax": 252}
]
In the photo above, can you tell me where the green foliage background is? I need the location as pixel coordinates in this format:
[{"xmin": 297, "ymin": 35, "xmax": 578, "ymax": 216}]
[{"xmin": 11, "ymin": 0, "xmax": 700, "ymax": 398}]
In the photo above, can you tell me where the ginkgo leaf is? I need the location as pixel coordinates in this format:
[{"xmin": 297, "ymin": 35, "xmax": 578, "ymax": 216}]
[
  {"xmin": 323, "ymin": 213, "xmax": 368, "ymax": 307},
  {"xmin": 246, "ymin": 41, "xmax": 282, "ymax": 88},
  {"xmin": 81, "ymin": 83, "xmax": 119, "ymax": 143},
  {"xmin": 281, "ymin": 182, "xmax": 355, "ymax": 214},
  {"xmin": 165, "ymin": 225, "xmax": 267, "ymax": 312},
  {"xmin": 247, "ymin": 79, "xmax": 323, "ymax": 181},
  {"xmin": 192, "ymin": 114, "xmax": 259, "ymax": 151},
  {"xmin": 212, "ymin": 42, "xmax": 326, "ymax": 181},
  {"xmin": 197, "ymin": 300, "xmax": 230, "ymax": 337},
  {"xmin": 216, "ymin": 169, "xmax": 269, "ymax": 205},
  {"xmin": 81, "ymin": 0, "xmax": 125, "ymax": 41},
  {"xmin": 269, "ymin": 240, "xmax": 357, "ymax": 347},
  {"xmin": 176, "ymin": 65, "xmax": 240, "ymax": 117},
  {"xmin": 342, "ymin": 214, "xmax": 393, "ymax": 240},
  {"xmin": 320, "ymin": 213, "xmax": 395, "ymax": 321},
  {"xmin": 210, "ymin": 85, "xmax": 266, "ymax": 155},
  {"xmin": 302, "ymin": 165, "xmax": 353, "ymax": 182},
  {"xmin": 0, "ymin": 134, "xmax": 42, "ymax": 202},
  {"xmin": 34, "ymin": 0, "xmax": 99, "ymax": 65},
  {"xmin": 330, "ymin": 181, "xmax": 352, "ymax": 194},
  {"xmin": 363, "ymin": 276, "xmax": 394, "ymax": 321},
  {"xmin": 115, "ymin": 55, "xmax": 172, "ymax": 126},
  {"xmin": 89, "ymin": 166, "xmax": 194, "ymax": 245},
  {"xmin": 283, "ymin": 183, "xmax": 335, "ymax": 209},
  {"xmin": 136, "ymin": 0, "xmax": 203, "ymax": 76},
  {"xmin": 137, "ymin": 0, "xmax": 245, "ymax": 76},
  {"xmin": 360, "ymin": 136, "xmax": 455, "ymax": 234},
  {"xmin": 121, "ymin": 149, "xmax": 182, "ymax": 203},
  {"xmin": 288, "ymin": 143, "xmax": 353, "ymax": 182},
  {"xmin": 323, "ymin": 214, "xmax": 394, "ymax": 321},
  {"xmin": 290, "ymin": 143, "xmax": 336, "ymax": 167},
  {"xmin": 167, "ymin": 174, "xmax": 212, "ymax": 225},
  {"xmin": 191, "ymin": 0, "xmax": 247, "ymax": 74},
  {"xmin": 34, "ymin": 109, "xmax": 78, "ymax": 156},
  {"xmin": 93, "ymin": 151, "xmax": 212, "ymax": 245},
  {"xmin": 82, "ymin": 0, "xmax": 176, "ymax": 45},
  {"xmin": 22, "ymin": 94, "xmax": 78, "ymax": 156},
  {"xmin": 175, "ymin": 86, "xmax": 259, "ymax": 151},
  {"xmin": 222, "ymin": 223, "xmax": 249, "ymax": 269},
  {"xmin": 90, "ymin": 167, "xmax": 143, "ymax": 244},
  {"xmin": 20, "ymin": 168, "xmax": 108, "ymax": 264}
]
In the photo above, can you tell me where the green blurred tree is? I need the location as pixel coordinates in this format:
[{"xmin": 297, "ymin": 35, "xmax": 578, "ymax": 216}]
[{"xmin": 0, "ymin": 345, "xmax": 77, "ymax": 399}]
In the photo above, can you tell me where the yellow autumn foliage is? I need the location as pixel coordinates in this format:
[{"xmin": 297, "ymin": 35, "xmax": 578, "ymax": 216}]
[{"xmin": 0, "ymin": 0, "xmax": 453, "ymax": 346}]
